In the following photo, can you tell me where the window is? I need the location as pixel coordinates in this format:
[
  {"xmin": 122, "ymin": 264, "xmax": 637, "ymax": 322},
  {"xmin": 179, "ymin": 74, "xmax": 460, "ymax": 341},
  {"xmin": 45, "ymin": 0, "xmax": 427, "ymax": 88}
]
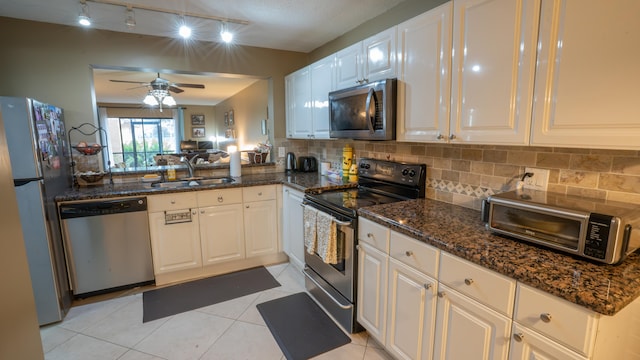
[{"xmin": 106, "ymin": 117, "xmax": 178, "ymax": 168}]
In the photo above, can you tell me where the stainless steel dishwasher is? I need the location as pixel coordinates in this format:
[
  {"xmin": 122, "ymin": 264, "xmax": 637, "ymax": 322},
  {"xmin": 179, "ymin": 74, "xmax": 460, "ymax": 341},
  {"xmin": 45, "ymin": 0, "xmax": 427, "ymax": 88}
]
[{"xmin": 59, "ymin": 197, "xmax": 154, "ymax": 297}]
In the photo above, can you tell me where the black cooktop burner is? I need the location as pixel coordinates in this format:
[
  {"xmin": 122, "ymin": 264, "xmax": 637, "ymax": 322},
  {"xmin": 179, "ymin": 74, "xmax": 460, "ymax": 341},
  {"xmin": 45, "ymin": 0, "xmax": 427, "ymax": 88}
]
[{"xmin": 311, "ymin": 187, "xmax": 403, "ymax": 211}]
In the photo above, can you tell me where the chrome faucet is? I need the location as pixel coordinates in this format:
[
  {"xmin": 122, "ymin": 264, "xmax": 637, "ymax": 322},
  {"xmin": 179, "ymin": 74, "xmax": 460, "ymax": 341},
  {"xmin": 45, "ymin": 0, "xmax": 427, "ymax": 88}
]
[{"xmin": 180, "ymin": 154, "xmax": 200, "ymax": 178}]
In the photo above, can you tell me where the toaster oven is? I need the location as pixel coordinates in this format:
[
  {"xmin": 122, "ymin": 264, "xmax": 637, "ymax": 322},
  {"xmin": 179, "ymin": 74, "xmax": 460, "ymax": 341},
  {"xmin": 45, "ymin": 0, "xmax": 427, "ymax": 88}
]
[{"xmin": 482, "ymin": 189, "xmax": 640, "ymax": 264}]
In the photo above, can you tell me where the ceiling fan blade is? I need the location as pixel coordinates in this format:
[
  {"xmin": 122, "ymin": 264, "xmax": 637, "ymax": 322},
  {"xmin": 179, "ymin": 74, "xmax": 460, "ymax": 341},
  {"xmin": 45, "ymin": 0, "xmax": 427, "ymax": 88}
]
[
  {"xmin": 173, "ymin": 83, "xmax": 205, "ymax": 89},
  {"xmin": 126, "ymin": 85, "xmax": 149, "ymax": 90},
  {"xmin": 168, "ymin": 86, "xmax": 184, "ymax": 93},
  {"xmin": 110, "ymin": 79, "xmax": 149, "ymax": 85}
]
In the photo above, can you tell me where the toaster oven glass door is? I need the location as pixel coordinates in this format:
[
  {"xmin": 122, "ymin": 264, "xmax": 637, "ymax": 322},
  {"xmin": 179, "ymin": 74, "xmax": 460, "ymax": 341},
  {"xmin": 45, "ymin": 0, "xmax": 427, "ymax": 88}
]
[{"xmin": 490, "ymin": 204, "xmax": 583, "ymax": 250}]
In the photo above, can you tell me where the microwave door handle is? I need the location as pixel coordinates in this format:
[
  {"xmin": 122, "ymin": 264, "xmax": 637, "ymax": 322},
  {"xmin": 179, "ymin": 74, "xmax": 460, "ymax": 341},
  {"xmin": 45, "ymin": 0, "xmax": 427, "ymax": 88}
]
[{"xmin": 365, "ymin": 87, "xmax": 376, "ymax": 134}]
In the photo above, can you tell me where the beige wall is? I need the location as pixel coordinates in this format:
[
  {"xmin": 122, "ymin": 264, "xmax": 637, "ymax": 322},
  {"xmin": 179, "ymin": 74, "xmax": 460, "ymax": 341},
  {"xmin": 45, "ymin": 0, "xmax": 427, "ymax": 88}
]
[
  {"xmin": 0, "ymin": 17, "xmax": 308, "ymax": 140},
  {"xmin": 214, "ymin": 80, "xmax": 270, "ymax": 152},
  {"xmin": 184, "ymin": 105, "xmax": 217, "ymax": 143},
  {"xmin": 0, "ymin": 111, "xmax": 44, "ymax": 359}
]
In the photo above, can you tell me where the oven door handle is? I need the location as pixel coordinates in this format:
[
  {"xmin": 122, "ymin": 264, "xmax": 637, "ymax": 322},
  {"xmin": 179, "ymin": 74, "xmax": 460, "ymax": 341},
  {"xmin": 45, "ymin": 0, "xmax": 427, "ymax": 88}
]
[
  {"xmin": 303, "ymin": 267, "xmax": 352, "ymax": 310},
  {"xmin": 333, "ymin": 218, "xmax": 352, "ymax": 226}
]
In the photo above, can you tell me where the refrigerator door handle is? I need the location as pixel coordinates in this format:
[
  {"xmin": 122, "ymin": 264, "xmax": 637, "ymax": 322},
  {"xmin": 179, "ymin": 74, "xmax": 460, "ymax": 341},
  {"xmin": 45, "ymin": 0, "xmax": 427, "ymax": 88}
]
[{"xmin": 14, "ymin": 178, "xmax": 43, "ymax": 187}]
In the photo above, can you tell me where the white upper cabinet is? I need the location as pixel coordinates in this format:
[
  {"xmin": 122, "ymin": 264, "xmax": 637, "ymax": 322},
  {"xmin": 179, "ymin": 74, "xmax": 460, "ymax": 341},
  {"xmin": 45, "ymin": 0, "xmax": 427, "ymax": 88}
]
[
  {"xmin": 396, "ymin": 2, "xmax": 453, "ymax": 142},
  {"xmin": 285, "ymin": 67, "xmax": 312, "ymax": 139},
  {"xmin": 531, "ymin": 0, "xmax": 640, "ymax": 150},
  {"xmin": 285, "ymin": 55, "xmax": 334, "ymax": 139},
  {"xmin": 336, "ymin": 27, "xmax": 397, "ymax": 89},
  {"xmin": 449, "ymin": 0, "xmax": 540, "ymax": 145},
  {"xmin": 309, "ymin": 55, "xmax": 335, "ymax": 138}
]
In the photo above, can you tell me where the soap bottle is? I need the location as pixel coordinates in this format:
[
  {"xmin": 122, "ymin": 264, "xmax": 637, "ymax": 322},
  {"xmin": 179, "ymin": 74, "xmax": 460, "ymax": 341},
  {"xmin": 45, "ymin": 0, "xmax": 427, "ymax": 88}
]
[
  {"xmin": 342, "ymin": 144, "xmax": 353, "ymax": 179},
  {"xmin": 167, "ymin": 165, "xmax": 176, "ymax": 181},
  {"xmin": 348, "ymin": 155, "xmax": 358, "ymax": 182}
]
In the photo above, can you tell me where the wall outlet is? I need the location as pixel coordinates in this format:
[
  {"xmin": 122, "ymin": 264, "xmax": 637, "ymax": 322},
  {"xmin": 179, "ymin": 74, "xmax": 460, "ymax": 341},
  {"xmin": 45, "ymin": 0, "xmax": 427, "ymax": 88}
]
[
  {"xmin": 523, "ymin": 167, "xmax": 550, "ymax": 191},
  {"xmin": 278, "ymin": 147, "xmax": 285, "ymax": 157}
]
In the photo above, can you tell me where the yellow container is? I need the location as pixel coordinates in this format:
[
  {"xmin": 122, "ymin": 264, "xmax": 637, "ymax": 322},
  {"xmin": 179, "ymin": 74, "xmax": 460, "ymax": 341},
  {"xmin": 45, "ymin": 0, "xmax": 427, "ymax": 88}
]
[
  {"xmin": 167, "ymin": 166, "xmax": 176, "ymax": 181},
  {"xmin": 342, "ymin": 145, "xmax": 353, "ymax": 175}
]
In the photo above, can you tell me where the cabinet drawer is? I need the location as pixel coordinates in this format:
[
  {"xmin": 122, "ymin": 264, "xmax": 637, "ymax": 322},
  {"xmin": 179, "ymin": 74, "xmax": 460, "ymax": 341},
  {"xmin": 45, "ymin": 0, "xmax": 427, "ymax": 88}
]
[
  {"xmin": 197, "ymin": 188, "xmax": 243, "ymax": 207},
  {"xmin": 147, "ymin": 192, "xmax": 197, "ymax": 212},
  {"xmin": 514, "ymin": 283, "xmax": 597, "ymax": 356},
  {"xmin": 242, "ymin": 185, "xmax": 276, "ymax": 202},
  {"xmin": 389, "ymin": 231, "xmax": 439, "ymax": 278},
  {"xmin": 439, "ymin": 252, "xmax": 516, "ymax": 316},
  {"xmin": 359, "ymin": 217, "xmax": 390, "ymax": 253}
]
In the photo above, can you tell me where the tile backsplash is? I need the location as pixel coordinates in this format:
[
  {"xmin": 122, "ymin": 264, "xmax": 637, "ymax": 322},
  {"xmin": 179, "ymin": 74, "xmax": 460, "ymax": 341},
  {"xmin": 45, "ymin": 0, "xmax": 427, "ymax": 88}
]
[{"xmin": 274, "ymin": 138, "xmax": 640, "ymax": 210}]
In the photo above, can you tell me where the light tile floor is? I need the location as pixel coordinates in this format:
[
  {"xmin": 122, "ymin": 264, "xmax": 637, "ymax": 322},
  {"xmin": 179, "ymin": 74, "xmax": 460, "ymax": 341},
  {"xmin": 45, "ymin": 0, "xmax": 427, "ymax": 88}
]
[{"xmin": 40, "ymin": 263, "xmax": 393, "ymax": 360}]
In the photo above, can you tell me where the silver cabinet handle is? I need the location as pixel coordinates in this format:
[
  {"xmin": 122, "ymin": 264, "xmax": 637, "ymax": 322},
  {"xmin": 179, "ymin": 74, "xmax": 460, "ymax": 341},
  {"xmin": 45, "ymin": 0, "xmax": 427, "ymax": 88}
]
[
  {"xmin": 367, "ymin": 233, "xmax": 373, "ymax": 238},
  {"xmin": 405, "ymin": 250, "xmax": 413, "ymax": 257},
  {"xmin": 192, "ymin": 210, "xmax": 197, "ymax": 215},
  {"xmin": 424, "ymin": 283, "xmax": 432, "ymax": 290},
  {"xmin": 436, "ymin": 134, "xmax": 444, "ymax": 140},
  {"xmin": 540, "ymin": 313, "xmax": 552, "ymax": 323},
  {"xmin": 438, "ymin": 291, "xmax": 445, "ymax": 298},
  {"xmin": 258, "ymin": 192, "xmax": 262, "ymax": 196},
  {"xmin": 464, "ymin": 278, "xmax": 474, "ymax": 286},
  {"xmin": 449, "ymin": 134, "xmax": 456, "ymax": 140},
  {"xmin": 246, "ymin": 205, "xmax": 250, "ymax": 208},
  {"xmin": 170, "ymin": 200, "xmax": 176, "ymax": 204},
  {"xmin": 217, "ymin": 196, "xmax": 223, "ymax": 202},
  {"xmin": 200, "ymin": 210, "xmax": 205, "ymax": 214},
  {"xmin": 513, "ymin": 333, "xmax": 524, "ymax": 342}
]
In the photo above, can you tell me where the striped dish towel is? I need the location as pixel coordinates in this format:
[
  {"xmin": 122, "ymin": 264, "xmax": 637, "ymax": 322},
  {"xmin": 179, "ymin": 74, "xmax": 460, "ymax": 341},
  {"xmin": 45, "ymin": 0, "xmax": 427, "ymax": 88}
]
[{"xmin": 303, "ymin": 206, "xmax": 318, "ymax": 254}]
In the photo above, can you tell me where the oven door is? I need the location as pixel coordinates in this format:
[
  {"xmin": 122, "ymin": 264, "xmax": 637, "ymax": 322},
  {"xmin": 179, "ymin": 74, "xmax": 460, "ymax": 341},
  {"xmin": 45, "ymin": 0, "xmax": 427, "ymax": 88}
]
[{"xmin": 302, "ymin": 201, "xmax": 356, "ymax": 303}]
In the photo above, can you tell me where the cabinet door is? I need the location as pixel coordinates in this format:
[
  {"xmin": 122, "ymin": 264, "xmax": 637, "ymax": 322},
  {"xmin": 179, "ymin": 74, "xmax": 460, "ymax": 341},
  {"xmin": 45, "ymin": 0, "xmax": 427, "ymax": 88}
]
[
  {"xmin": 285, "ymin": 67, "xmax": 312, "ymax": 139},
  {"xmin": 357, "ymin": 242, "xmax": 388, "ymax": 344},
  {"xmin": 148, "ymin": 210, "xmax": 201, "ymax": 274},
  {"xmin": 199, "ymin": 204, "xmax": 245, "ymax": 265},
  {"xmin": 397, "ymin": 2, "xmax": 452, "ymax": 142},
  {"xmin": 310, "ymin": 55, "xmax": 335, "ymax": 139},
  {"xmin": 282, "ymin": 187, "xmax": 305, "ymax": 270},
  {"xmin": 531, "ymin": 0, "xmax": 640, "ymax": 150},
  {"xmin": 450, "ymin": 0, "xmax": 539, "ymax": 145},
  {"xmin": 336, "ymin": 42, "xmax": 363, "ymax": 89},
  {"xmin": 386, "ymin": 258, "xmax": 437, "ymax": 360},
  {"xmin": 433, "ymin": 285, "xmax": 511, "ymax": 360},
  {"xmin": 509, "ymin": 323, "xmax": 587, "ymax": 360},
  {"xmin": 364, "ymin": 27, "xmax": 397, "ymax": 83},
  {"xmin": 244, "ymin": 200, "xmax": 278, "ymax": 257}
]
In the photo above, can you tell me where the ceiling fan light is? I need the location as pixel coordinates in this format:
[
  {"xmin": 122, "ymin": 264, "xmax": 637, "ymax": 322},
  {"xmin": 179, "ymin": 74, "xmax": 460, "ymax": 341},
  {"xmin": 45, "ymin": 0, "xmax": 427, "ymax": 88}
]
[
  {"xmin": 143, "ymin": 93, "xmax": 159, "ymax": 105},
  {"xmin": 162, "ymin": 95, "xmax": 176, "ymax": 106}
]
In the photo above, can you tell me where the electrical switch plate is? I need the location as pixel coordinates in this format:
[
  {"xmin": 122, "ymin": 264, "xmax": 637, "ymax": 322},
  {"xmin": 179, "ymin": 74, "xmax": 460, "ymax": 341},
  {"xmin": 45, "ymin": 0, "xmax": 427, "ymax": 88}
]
[
  {"xmin": 278, "ymin": 147, "xmax": 285, "ymax": 157},
  {"xmin": 523, "ymin": 167, "xmax": 550, "ymax": 191}
]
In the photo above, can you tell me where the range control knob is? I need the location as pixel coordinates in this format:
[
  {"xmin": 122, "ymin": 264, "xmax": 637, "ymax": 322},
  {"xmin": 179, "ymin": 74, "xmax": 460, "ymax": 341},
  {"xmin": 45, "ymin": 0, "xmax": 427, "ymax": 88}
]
[
  {"xmin": 409, "ymin": 169, "xmax": 416, "ymax": 177},
  {"xmin": 402, "ymin": 168, "xmax": 409, "ymax": 176}
]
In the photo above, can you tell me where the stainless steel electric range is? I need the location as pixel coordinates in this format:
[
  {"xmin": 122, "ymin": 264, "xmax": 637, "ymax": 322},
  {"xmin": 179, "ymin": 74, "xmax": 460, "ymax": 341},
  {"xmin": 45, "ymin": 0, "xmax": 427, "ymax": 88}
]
[{"xmin": 303, "ymin": 158, "xmax": 426, "ymax": 333}]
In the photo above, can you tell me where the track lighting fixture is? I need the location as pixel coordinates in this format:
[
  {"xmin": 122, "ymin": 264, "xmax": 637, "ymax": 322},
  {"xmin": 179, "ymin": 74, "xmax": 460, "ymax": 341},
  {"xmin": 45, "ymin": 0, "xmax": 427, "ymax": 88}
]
[
  {"xmin": 178, "ymin": 17, "xmax": 192, "ymax": 39},
  {"xmin": 220, "ymin": 22, "xmax": 233, "ymax": 43},
  {"xmin": 125, "ymin": 6, "xmax": 136, "ymax": 29},
  {"xmin": 78, "ymin": 1, "xmax": 92, "ymax": 27}
]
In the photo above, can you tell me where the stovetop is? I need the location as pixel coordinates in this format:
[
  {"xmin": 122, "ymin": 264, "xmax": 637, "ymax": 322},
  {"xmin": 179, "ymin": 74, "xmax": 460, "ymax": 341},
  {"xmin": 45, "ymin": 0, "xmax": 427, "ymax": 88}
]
[{"xmin": 304, "ymin": 158, "xmax": 427, "ymax": 218}]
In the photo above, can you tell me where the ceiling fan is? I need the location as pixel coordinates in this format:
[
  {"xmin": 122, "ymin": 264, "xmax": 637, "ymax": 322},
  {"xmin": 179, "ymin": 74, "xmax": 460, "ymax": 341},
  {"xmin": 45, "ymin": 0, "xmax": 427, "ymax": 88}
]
[{"xmin": 109, "ymin": 72, "xmax": 205, "ymax": 93}]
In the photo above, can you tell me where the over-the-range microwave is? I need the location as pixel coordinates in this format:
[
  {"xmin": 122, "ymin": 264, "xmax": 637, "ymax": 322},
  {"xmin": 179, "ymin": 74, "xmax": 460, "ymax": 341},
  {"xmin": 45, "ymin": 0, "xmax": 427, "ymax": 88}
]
[
  {"xmin": 329, "ymin": 78, "xmax": 397, "ymax": 140},
  {"xmin": 482, "ymin": 189, "xmax": 640, "ymax": 264}
]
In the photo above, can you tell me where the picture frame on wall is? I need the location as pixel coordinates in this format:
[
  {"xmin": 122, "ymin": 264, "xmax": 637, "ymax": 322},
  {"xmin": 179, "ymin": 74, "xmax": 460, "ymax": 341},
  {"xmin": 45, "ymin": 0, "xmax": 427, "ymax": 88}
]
[
  {"xmin": 191, "ymin": 114, "xmax": 205, "ymax": 125},
  {"xmin": 228, "ymin": 110, "xmax": 235, "ymax": 126},
  {"xmin": 224, "ymin": 112, "xmax": 229, "ymax": 126},
  {"xmin": 192, "ymin": 127, "xmax": 205, "ymax": 138}
]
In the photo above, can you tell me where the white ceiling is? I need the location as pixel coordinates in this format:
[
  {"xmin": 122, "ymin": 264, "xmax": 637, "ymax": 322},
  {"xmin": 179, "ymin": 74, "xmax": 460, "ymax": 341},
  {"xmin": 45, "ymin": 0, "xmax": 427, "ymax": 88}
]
[{"xmin": 0, "ymin": 0, "xmax": 406, "ymax": 106}]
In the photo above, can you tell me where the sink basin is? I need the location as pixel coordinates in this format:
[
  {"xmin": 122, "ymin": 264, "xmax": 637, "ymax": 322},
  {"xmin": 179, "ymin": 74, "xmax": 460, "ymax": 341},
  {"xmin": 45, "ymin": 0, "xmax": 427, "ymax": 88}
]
[
  {"xmin": 196, "ymin": 177, "xmax": 235, "ymax": 185},
  {"xmin": 151, "ymin": 180, "xmax": 191, "ymax": 188},
  {"xmin": 150, "ymin": 177, "xmax": 234, "ymax": 188}
]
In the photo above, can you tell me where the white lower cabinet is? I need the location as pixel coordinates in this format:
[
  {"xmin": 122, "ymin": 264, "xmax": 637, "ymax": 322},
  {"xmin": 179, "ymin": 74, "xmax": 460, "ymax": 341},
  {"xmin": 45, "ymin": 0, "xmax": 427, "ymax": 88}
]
[
  {"xmin": 509, "ymin": 322, "xmax": 586, "ymax": 360},
  {"xmin": 282, "ymin": 186, "xmax": 305, "ymax": 269},
  {"xmin": 357, "ymin": 241, "xmax": 389, "ymax": 344},
  {"xmin": 243, "ymin": 185, "xmax": 278, "ymax": 258},
  {"xmin": 433, "ymin": 284, "xmax": 511, "ymax": 360},
  {"xmin": 199, "ymin": 204, "xmax": 245, "ymax": 265},
  {"xmin": 148, "ymin": 208, "xmax": 201, "ymax": 274},
  {"xmin": 386, "ymin": 258, "xmax": 437, "ymax": 360}
]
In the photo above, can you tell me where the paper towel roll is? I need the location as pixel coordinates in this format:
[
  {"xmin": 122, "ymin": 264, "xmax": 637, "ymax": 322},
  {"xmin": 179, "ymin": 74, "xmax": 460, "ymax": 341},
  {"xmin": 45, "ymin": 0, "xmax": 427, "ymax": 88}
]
[
  {"xmin": 229, "ymin": 149, "xmax": 241, "ymax": 177},
  {"xmin": 320, "ymin": 162, "xmax": 331, "ymax": 176}
]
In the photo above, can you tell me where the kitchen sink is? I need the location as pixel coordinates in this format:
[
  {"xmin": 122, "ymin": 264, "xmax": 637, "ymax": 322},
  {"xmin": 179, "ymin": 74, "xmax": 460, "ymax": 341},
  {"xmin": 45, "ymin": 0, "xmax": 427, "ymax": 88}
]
[{"xmin": 150, "ymin": 177, "xmax": 234, "ymax": 188}]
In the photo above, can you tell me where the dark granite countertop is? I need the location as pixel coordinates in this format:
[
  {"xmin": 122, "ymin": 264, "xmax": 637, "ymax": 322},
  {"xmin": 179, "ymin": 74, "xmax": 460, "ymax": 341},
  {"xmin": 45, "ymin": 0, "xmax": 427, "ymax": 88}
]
[
  {"xmin": 358, "ymin": 198, "xmax": 640, "ymax": 316},
  {"xmin": 56, "ymin": 172, "xmax": 356, "ymax": 202}
]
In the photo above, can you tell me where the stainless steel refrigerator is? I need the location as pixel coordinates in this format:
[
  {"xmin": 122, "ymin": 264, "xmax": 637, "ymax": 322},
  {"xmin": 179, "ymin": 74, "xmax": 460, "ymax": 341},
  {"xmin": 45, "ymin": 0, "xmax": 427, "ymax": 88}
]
[{"xmin": 0, "ymin": 96, "xmax": 72, "ymax": 325}]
